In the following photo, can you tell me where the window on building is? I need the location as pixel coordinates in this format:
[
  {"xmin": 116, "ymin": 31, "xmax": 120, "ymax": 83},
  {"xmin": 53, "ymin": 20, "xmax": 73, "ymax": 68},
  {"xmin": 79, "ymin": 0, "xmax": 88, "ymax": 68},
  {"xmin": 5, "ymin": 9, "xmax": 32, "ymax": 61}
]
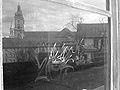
[{"xmin": 94, "ymin": 39, "xmax": 99, "ymax": 49}]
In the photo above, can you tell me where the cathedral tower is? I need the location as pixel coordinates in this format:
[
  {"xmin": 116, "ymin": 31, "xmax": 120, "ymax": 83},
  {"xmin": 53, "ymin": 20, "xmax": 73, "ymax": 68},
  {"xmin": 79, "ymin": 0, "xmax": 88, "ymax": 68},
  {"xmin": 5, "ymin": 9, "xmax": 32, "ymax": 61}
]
[{"xmin": 14, "ymin": 4, "xmax": 24, "ymax": 39}]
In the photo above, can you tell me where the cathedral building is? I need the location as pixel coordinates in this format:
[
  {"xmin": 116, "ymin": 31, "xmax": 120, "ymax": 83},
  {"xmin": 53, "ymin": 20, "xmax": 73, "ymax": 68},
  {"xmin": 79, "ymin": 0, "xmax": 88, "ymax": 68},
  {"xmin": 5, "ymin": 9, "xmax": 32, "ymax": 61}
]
[
  {"xmin": 10, "ymin": 4, "xmax": 24, "ymax": 39},
  {"xmin": 9, "ymin": 4, "xmax": 76, "ymax": 45}
]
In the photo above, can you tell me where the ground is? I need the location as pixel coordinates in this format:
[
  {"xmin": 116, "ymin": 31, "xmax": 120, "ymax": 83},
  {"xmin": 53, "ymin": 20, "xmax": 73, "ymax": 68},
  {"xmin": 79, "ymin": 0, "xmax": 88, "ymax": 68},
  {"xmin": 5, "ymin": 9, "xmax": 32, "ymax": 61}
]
[{"xmin": 5, "ymin": 66, "xmax": 104, "ymax": 90}]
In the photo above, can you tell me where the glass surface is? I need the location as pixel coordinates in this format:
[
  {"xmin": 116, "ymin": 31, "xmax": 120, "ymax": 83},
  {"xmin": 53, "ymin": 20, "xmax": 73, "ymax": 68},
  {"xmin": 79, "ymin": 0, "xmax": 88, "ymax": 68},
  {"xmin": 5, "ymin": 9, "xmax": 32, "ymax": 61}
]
[
  {"xmin": 76, "ymin": 0, "xmax": 106, "ymax": 10},
  {"xmin": 2, "ymin": 0, "xmax": 110, "ymax": 90}
]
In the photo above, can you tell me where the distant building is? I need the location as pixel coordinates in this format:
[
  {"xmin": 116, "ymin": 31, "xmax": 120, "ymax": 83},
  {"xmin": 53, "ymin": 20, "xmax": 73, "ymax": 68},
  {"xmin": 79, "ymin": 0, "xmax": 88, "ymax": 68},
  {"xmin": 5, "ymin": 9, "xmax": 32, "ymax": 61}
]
[
  {"xmin": 24, "ymin": 28, "xmax": 76, "ymax": 45},
  {"xmin": 9, "ymin": 4, "xmax": 75, "ymax": 44},
  {"xmin": 77, "ymin": 23, "xmax": 108, "ymax": 50},
  {"xmin": 77, "ymin": 23, "xmax": 108, "ymax": 62},
  {"xmin": 3, "ymin": 4, "xmax": 109, "ymax": 63},
  {"xmin": 3, "ymin": 38, "xmax": 34, "ymax": 63},
  {"xmin": 10, "ymin": 4, "xmax": 24, "ymax": 39}
]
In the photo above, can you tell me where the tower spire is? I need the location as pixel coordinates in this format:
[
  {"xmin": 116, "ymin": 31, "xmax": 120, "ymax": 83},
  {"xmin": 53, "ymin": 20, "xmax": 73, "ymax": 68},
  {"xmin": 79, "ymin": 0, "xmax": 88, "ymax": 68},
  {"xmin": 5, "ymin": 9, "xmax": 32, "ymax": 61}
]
[
  {"xmin": 17, "ymin": 2, "xmax": 21, "ymax": 12},
  {"xmin": 10, "ymin": 20, "xmax": 12, "ymax": 28},
  {"xmin": 13, "ymin": 3, "xmax": 24, "ymax": 39}
]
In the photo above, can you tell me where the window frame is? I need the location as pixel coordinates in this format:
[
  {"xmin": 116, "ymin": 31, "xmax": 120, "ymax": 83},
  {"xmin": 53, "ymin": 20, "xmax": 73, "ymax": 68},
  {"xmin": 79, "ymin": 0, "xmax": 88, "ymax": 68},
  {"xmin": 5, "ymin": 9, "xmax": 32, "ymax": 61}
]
[
  {"xmin": 110, "ymin": 0, "xmax": 120, "ymax": 90},
  {"xmin": 1, "ymin": 0, "xmax": 119, "ymax": 90}
]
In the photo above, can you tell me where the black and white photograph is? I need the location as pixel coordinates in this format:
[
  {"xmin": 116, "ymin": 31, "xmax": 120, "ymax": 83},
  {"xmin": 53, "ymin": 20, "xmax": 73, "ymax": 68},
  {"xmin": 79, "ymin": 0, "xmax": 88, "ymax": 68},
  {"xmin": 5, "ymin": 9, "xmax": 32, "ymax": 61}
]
[{"xmin": 1, "ymin": 0, "xmax": 120, "ymax": 90}]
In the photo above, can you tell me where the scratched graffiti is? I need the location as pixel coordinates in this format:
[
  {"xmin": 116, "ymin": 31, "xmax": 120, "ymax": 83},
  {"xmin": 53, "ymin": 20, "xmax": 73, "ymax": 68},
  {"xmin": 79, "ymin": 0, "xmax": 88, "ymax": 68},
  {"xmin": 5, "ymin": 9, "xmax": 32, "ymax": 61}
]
[{"xmin": 35, "ymin": 43, "xmax": 75, "ymax": 82}]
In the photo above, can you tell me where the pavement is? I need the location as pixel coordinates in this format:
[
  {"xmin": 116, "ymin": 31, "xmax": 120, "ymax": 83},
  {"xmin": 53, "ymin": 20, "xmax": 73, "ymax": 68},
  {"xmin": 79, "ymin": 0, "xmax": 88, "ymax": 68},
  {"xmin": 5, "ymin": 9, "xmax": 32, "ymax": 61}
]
[{"xmin": 5, "ymin": 66, "xmax": 104, "ymax": 90}]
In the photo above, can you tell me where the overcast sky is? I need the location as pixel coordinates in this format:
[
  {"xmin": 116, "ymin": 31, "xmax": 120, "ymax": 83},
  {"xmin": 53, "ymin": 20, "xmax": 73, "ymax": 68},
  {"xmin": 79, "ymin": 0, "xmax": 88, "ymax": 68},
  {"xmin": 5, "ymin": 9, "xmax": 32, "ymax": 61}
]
[{"xmin": 2, "ymin": 0, "xmax": 107, "ymax": 36}]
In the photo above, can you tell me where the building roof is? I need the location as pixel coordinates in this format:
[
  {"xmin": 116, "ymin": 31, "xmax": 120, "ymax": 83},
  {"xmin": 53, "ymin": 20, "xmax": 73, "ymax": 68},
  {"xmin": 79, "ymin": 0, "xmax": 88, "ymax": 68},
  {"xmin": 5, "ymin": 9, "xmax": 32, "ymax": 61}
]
[
  {"xmin": 3, "ymin": 28, "xmax": 76, "ymax": 48},
  {"xmin": 24, "ymin": 31, "xmax": 58, "ymax": 38},
  {"xmin": 57, "ymin": 28, "xmax": 74, "ymax": 37},
  {"xmin": 2, "ymin": 38, "xmax": 34, "ymax": 49},
  {"xmin": 77, "ymin": 23, "xmax": 109, "ymax": 38},
  {"xmin": 24, "ymin": 28, "xmax": 76, "ymax": 42},
  {"xmin": 3, "ymin": 24, "xmax": 109, "ymax": 49}
]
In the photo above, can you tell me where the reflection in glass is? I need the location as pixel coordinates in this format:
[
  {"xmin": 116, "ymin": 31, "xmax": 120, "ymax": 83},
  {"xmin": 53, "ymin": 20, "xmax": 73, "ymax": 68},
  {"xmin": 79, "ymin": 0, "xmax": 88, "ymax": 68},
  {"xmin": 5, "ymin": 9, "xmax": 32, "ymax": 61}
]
[{"xmin": 2, "ymin": 0, "xmax": 109, "ymax": 90}]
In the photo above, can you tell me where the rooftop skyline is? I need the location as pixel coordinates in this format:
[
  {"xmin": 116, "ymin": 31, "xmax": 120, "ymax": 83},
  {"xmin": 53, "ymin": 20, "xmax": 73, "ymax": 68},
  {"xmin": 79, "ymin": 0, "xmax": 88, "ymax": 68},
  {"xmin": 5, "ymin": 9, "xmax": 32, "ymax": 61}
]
[{"xmin": 2, "ymin": 0, "xmax": 107, "ymax": 36}]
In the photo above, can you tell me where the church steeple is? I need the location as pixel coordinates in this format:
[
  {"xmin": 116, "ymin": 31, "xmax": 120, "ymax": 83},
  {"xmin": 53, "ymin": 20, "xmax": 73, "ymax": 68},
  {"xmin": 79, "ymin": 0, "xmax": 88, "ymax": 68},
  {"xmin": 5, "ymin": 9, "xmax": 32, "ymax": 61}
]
[
  {"xmin": 15, "ymin": 3, "xmax": 22, "ymax": 16},
  {"xmin": 14, "ymin": 3, "xmax": 24, "ymax": 39},
  {"xmin": 10, "ymin": 21, "xmax": 14, "ymax": 37},
  {"xmin": 17, "ymin": 3, "xmax": 21, "ymax": 11}
]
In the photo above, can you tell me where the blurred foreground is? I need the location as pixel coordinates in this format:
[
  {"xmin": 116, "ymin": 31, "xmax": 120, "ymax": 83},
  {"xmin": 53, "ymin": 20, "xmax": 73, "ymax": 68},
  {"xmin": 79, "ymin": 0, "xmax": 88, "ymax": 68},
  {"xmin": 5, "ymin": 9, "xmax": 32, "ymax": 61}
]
[{"xmin": 5, "ymin": 65, "xmax": 104, "ymax": 90}]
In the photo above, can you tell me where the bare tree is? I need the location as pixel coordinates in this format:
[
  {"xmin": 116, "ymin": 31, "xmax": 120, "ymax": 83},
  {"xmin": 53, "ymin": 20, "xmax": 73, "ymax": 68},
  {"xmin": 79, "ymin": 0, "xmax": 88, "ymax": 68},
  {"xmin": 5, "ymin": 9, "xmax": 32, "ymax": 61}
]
[
  {"xmin": 65, "ymin": 14, "xmax": 84, "ymax": 31},
  {"xmin": 64, "ymin": 15, "xmax": 85, "ymax": 60}
]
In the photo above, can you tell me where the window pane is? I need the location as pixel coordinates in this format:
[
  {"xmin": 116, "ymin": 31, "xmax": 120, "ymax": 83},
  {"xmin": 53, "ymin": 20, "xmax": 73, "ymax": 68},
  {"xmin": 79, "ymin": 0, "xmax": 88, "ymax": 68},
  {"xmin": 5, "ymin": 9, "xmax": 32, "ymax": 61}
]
[
  {"xmin": 77, "ymin": 0, "xmax": 106, "ymax": 10},
  {"xmin": 2, "ymin": 0, "xmax": 110, "ymax": 90}
]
